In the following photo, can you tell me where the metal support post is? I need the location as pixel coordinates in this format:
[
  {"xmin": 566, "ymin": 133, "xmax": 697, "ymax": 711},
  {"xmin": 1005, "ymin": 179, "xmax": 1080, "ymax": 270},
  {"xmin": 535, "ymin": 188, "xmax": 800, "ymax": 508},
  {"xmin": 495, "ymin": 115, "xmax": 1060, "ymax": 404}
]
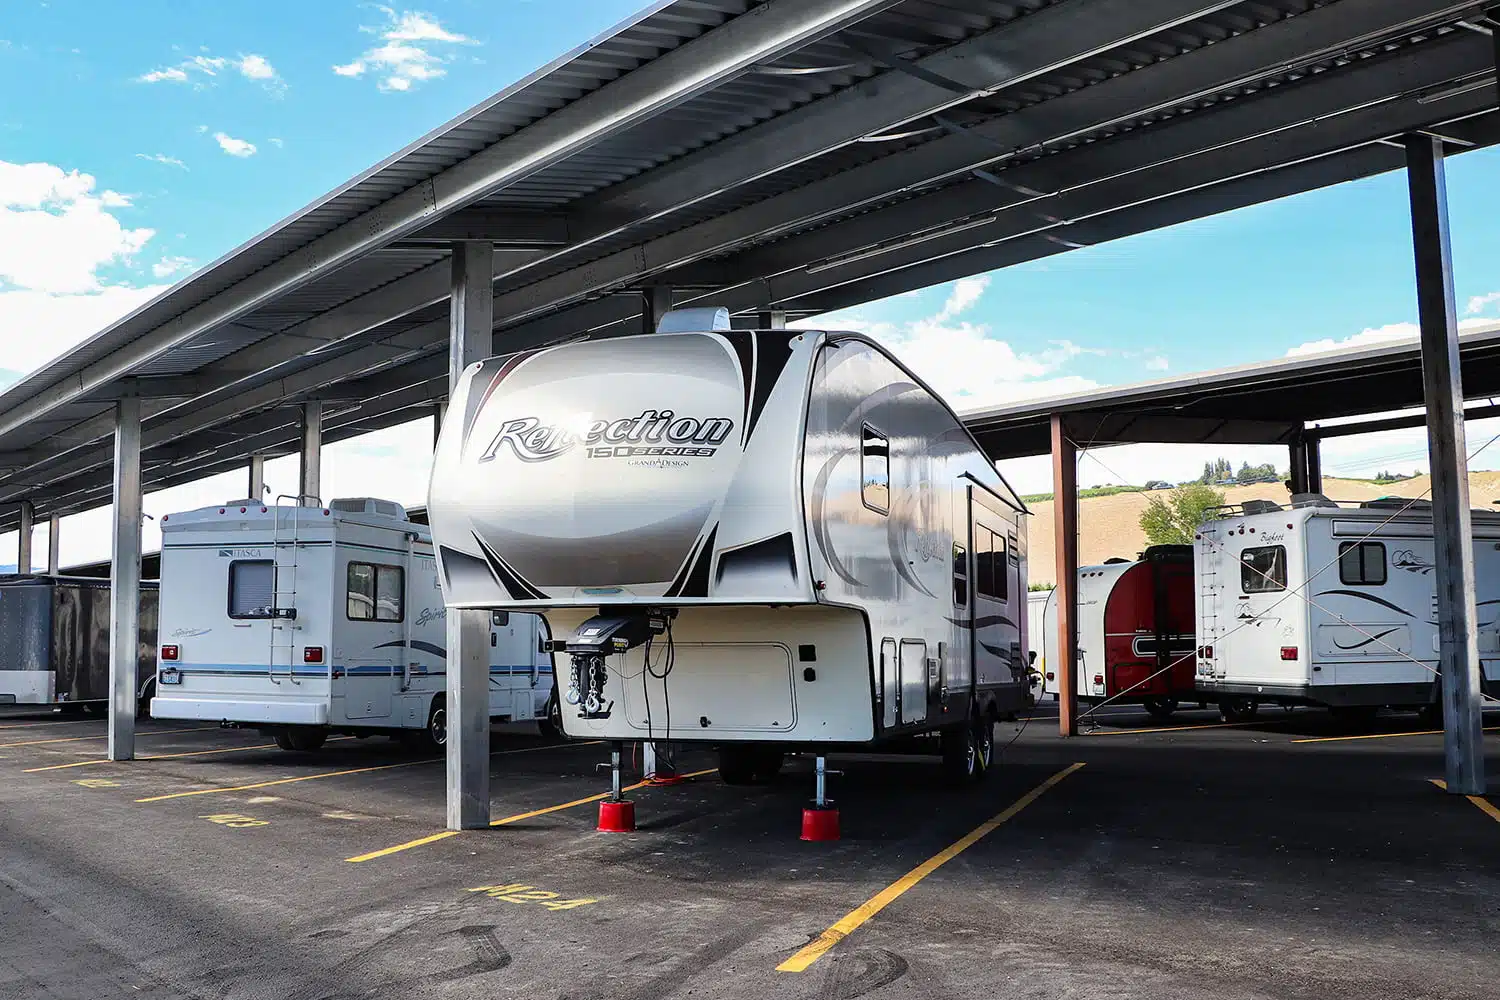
[
  {"xmin": 1288, "ymin": 437, "xmax": 1310, "ymax": 496},
  {"xmin": 814, "ymin": 755, "xmax": 828, "ymax": 807},
  {"xmin": 643, "ymin": 286, "xmax": 673, "ymax": 334},
  {"xmin": 433, "ymin": 401, "xmax": 448, "ymax": 450},
  {"xmin": 17, "ymin": 500, "xmax": 32, "ymax": 574},
  {"xmin": 299, "ymin": 403, "xmax": 322, "ymax": 504},
  {"xmin": 108, "ymin": 398, "xmax": 143, "ymax": 761},
  {"xmin": 611, "ymin": 744, "xmax": 624, "ymax": 802},
  {"xmin": 1051, "ymin": 414, "xmax": 1078, "ymax": 737},
  {"xmin": 46, "ymin": 515, "xmax": 60, "ymax": 575},
  {"xmin": 446, "ymin": 240, "xmax": 494, "ymax": 830},
  {"xmin": 756, "ymin": 309, "xmax": 788, "ymax": 330},
  {"xmin": 1305, "ymin": 438, "xmax": 1323, "ymax": 495},
  {"xmin": 1406, "ymin": 133, "xmax": 1485, "ymax": 795},
  {"xmin": 248, "ymin": 454, "xmax": 266, "ymax": 500},
  {"xmin": 643, "ymin": 740, "xmax": 677, "ymax": 779}
]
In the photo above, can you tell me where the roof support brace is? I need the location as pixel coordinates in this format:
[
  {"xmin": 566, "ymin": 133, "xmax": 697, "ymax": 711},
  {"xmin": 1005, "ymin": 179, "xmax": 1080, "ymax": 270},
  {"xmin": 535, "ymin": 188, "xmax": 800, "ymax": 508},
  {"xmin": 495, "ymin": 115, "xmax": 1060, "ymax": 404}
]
[
  {"xmin": 17, "ymin": 500, "xmax": 32, "ymax": 574},
  {"xmin": 299, "ymin": 402, "xmax": 322, "ymax": 504},
  {"xmin": 1406, "ymin": 132, "xmax": 1485, "ymax": 796},
  {"xmin": 47, "ymin": 515, "xmax": 59, "ymax": 575},
  {"xmin": 643, "ymin": 286, "xmax": 673, "ymax": 334},
  {"xmin": 447, "ymin": 240, "xmax": 493, "ymax": 831},
  {"xmin": 108, "ymin": 397, "xmax": 142, "ymax": 761},
  {"xmin": 1051, "ymin": 414, "xmax": 1078, "ymax": 738}
]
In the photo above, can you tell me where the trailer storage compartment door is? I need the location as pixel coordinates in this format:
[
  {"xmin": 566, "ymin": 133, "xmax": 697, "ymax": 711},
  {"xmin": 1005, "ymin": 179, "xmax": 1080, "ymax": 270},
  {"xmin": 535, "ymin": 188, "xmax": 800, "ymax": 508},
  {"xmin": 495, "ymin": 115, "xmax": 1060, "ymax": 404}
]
[{"xmin": 623, "ymin": 642, "xmax": 795, "ymax": 734}]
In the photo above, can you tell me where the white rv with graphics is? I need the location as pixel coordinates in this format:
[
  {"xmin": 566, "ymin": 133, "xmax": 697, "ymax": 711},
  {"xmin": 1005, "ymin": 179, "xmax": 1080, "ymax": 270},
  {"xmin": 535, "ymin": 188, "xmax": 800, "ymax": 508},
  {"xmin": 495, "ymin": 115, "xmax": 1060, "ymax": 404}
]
[
  {"xmin": 1195, "ymin": 496, "xmax": 1500, "ymax": 722},
  {"xmin": 149, "ymin": 498, "xmax": 556, "ymax": 751},
  {"xmin": 428, "ymin": 311, "xmax": 1031, "ymax": 783}
]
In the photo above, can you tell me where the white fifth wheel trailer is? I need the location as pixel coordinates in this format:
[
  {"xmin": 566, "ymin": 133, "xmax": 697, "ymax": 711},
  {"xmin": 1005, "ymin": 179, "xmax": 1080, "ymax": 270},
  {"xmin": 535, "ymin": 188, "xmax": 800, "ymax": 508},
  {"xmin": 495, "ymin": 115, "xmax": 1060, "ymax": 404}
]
[
  {"xmin": 149, "ymin": 498, "xmax": 556, "ymax": 750},
  {"xmin": 427, "ymin": 310, "xmax": 1032, "ymax": 785},
  {"xmin": 1195, "ymin": 495, "xmax": 1500, "ymax": 722}
]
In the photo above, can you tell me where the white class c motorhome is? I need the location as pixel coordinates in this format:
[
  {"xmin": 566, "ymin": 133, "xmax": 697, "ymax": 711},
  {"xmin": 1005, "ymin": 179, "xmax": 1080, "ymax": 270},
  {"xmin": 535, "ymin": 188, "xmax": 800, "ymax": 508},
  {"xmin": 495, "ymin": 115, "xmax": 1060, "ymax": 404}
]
[
  {"xmin": 427, "ymin": 310, "xmax": 1032, "ymax": 784},
  {"xmin": 1195, "ymin": 495, "xmax": 1500, "ymax": 721},
  {"xmin": 149, "ymin": 498, "xmax": 556, "ymax": 750}
]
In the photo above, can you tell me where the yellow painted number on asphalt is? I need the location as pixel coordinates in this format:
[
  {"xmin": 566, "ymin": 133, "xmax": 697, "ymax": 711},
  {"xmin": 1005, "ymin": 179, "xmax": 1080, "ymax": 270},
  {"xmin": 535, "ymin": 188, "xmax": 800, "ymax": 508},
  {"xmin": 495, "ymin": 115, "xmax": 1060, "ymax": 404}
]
[
  {"xmin": 72, "ymin": 778, "xmax": 120, "ymax": 788},
  {"xmin": 200, "ymin": 812, "xmax": 268, "ymax": 828},
  {"xmin": 468, "ymin": 883, "xmax": 597, "ymax": 911}
]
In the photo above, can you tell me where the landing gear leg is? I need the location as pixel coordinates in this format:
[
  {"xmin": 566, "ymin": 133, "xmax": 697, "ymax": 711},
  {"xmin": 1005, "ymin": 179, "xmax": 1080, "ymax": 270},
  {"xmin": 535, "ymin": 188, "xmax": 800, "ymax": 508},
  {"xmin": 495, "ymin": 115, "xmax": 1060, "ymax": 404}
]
[
  {"xmin": 801, "ymin": 754, "xmax": 841, "ymax": 841},
  {"xmin": 597, "ymin": 741, "xmax": 635, "ymax": 832}
]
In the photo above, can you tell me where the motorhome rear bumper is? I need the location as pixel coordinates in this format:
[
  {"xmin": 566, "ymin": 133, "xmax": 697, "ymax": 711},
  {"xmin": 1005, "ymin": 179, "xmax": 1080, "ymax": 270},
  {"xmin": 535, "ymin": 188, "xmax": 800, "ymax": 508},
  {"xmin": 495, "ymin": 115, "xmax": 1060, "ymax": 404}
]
[
  {"xmin": 151, "ymin": 697, "xmax": 329, "ymax": 725},
  {"xmin": 0, "ymin": 670, "xmax": 55, "ymax": 705},
  {"xmin": 1196, "ymin": 680, "xmax": 1442, "ymax": 707}
]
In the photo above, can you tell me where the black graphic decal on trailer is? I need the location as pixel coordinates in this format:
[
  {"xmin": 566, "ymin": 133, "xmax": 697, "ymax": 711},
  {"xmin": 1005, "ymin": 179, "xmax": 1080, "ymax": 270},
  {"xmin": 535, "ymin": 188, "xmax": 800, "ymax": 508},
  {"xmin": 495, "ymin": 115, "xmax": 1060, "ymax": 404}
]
[
  {"xmin": 1331, "ymin": 627, "xmax": 1404, "ymax": 651},
  {"xmin": 1314, "ymin": 590, "xmax": 1414, "ymax": 618},
  {"xmin": 374, "ymin": 639, "xmax": 448, "ymax": 659},
  {"xmin": 666, "ymin": 526, "xmax": 719, "ymax": 599},
  {"xmin": 473, "ymin": 532, "xmax": 548, "ymax": 601}
]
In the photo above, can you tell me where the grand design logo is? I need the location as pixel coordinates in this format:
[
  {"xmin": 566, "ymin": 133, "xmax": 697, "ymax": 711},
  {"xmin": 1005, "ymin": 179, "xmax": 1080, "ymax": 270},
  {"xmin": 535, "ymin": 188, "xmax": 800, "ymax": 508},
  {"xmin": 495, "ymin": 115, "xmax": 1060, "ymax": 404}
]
[{"xmin": 480, "ymin": 409, "xmax": 736, "ymax": 463}]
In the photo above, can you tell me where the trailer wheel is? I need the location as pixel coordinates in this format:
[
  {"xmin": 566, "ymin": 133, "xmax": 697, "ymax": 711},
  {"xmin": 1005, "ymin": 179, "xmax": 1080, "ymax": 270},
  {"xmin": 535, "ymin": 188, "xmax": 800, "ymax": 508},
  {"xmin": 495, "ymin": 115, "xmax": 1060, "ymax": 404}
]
[
  {"xmin": 1218, "ymin": 697, "xmax": 1258, "ymax": 724},
  {"xmin": 1143, "ymin": 697, "xmax": 1178, "ymax": 720},
  {"xmin": 972, "ymin": 716, "xmax": 995, "ymax": 781},
  {"xmin": 940, "ymin": 723, "xmax": 980, "ymax": 784},
  {"xmin": 274, "ymin": 727, "xmax": 327, "ymax": 753}
]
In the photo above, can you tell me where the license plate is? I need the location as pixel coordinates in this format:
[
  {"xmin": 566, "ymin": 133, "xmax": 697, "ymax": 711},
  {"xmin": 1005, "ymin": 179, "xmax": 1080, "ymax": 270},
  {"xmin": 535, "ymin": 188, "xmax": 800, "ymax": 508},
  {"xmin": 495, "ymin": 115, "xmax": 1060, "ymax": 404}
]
[{"xmin": 159, "ymin": 668, "xmax": 182, "ymax": 685}]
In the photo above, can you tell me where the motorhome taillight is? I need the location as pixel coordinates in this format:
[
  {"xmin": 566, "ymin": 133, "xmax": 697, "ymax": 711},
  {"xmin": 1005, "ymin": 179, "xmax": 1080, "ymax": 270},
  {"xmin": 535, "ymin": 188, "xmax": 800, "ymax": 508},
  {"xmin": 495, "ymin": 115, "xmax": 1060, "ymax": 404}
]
[
  {"xmin": 1093, "ymin": 674, "xmax": 1104, "ymax": 687},
  {"xmin": 1280, "ymin": 646, "xmax": 1298, "ymax": 661},
  {"xmin": 303, "ymin": 646, "xmax": 325, "ymax": 664},
  {"xmin": 160, "ymin": 644, "xmax": 179, "ymax": 661},
  {"xmin": 1200, "ymin": 645, "xmax": 1213, "ymax": 659},
  {"xmin": 1045, "ymin": 672, "xmax": 1055, "ymax": 681}
]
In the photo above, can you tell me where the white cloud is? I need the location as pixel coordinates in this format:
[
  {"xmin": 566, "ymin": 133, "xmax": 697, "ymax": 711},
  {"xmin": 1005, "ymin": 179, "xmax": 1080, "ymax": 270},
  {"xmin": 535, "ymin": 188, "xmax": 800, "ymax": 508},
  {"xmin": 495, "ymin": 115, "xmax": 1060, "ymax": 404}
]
[
  {"xmin": 212, "ymin": 132, "xmax": 257, "ymax": 158},
  {"xmin": 152, "ymin": 255, "xmax": 194, "ymax": 279},
  {"xmin": 1145, "ymin": 355, "xmax": 1169, "ymax": 371},
  {"xmin": 0, "ymin": 160, "xmax": 170, "ymax": 377},
  {"xmin": 1286, "ymin": 318, "xmax": 1500, "ymax": 357},
  {"xmin": 135, "ymin": 152, "xmax": 188, "ymax": 170},
  {"xmin": 136, "ymin": 51, "xmax": 283, "ymax": 93},
  {"xmin": 1466, "ymin": 291, "xmax": 1500, "ymax": 315},
  {"xmin": 334, "ymin": 8, "xmax": 474, "ymax": 92}
]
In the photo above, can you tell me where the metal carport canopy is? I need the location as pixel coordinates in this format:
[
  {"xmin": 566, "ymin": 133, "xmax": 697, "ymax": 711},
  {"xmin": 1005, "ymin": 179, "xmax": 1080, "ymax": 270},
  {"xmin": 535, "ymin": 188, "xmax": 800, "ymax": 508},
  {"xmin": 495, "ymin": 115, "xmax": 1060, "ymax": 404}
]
[
  {"xmin": 1, "ymin": 0, "xmax": 1498, "ymax": 531},
  {"xmin": 962, "ymin": 322, "xmax": 1500, "ymax": 461}
]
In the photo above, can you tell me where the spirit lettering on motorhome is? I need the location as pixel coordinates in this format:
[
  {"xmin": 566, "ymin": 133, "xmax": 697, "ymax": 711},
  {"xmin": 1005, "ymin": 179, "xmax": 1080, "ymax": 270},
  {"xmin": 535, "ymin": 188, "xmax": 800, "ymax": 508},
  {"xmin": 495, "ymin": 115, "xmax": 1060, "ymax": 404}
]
[{"xmin": 479, "ymin": 410, "xmax": 735, "ymax": 463}]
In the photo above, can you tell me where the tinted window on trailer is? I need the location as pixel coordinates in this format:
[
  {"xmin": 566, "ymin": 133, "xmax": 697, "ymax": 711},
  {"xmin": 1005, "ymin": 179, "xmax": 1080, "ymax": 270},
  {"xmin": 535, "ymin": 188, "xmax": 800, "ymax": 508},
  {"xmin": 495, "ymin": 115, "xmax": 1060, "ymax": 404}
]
[
  {"xmin": 228, "ymin": 560, "xmax": 274, "ymax": 618},
  {"xmin": 1338, "ymin": 541, "xmax": 1386, "ymax": 586},
  {"xmin": 952, "ymin": 542, "xmax": 968, "ymax": 607},
  {"xmin": 861, "ymin": 425, "xmax": 889, "ymax": 515},
  {"xmin": 1240, "ymin": 546, "xmax": 1287, "ymax": 593},
  {"xmin": 975, "ymin": 526, "xmax": 1007, "ymax": 601},
  {"xmin": 348, "ymin": 562, "xmax": 404, "ymax": 622}
]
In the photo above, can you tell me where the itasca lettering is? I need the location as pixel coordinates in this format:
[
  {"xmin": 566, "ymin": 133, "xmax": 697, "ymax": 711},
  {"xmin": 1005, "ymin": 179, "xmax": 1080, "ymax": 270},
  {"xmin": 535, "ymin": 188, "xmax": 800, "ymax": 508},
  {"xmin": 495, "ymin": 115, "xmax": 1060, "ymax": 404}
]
[{"xmin": 481, "ymin": 409, "xmax": 735, "ymax": 463}]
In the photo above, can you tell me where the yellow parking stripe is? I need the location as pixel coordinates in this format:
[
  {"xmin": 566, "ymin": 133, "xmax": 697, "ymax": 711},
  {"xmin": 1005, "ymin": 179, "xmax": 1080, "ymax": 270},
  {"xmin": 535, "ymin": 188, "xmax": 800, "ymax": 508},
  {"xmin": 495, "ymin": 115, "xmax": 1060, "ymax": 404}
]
[
  {"xmin": 1295, "ymin": 725, "xmax": 1499, "ymax": 744},
  {"xmin": 0, "ymin": 726, "xmax": 215, "ymax": 749},
  {"xmin": 346, "ymin": 765, "xmax": 716, "ymax": 863},
  {"xmin": 1084, "ymin": 722, "xmax": 1242, "ymax": 736},
  {"xmin": 1431, "ymin": 778, "xmax": 1500, "ymax": 825},
  {"xmin": 777, "ymin": 762, "xmax": 1085, "ymax": 973}
]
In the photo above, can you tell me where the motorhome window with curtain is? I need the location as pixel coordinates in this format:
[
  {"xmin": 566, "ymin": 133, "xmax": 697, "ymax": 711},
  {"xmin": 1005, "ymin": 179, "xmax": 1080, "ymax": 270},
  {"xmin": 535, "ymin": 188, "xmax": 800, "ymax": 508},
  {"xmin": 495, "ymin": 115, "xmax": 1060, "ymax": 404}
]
[
  {"xmin": 347, "ymin": 562, "xmax": 404, "ymax": 622},
  {"xmin": 1338, "ymin": 541, "xmax": 1386, "ymax": 585},
  {"xmin": 861, "ymin": 425, "xmax": 889, "ymax": 514},
  {"xmin": 228, "ymin": 560, "xmax": 275, "ymax": 618},
  {"xmin": 1240, "ymin": 546, "xmax": 1287, "ymax": 593}
]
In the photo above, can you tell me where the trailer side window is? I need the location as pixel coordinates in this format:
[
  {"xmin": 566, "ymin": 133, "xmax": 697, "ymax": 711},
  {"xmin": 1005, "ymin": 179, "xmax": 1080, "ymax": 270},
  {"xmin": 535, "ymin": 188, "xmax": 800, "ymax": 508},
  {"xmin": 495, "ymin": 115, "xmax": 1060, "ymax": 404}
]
[
  {"xmin": 975, "ymin": 526, "xmax": 1007, "ymax": 601},
  {"xmin": 861, "ymin": 425, "xmax": 890, "ymax": 515},
  {"xmin": 228, "ymin": 560, "xmax": 275, "ymax": 618},
  {"xmin": 347, "ymin": 562, "xmax": 404, "ymax": 622},
  {"xmin": 952, "ymin": 542, "xmax": 968, "ymax": 607},
  {"xmin": 1240, "ymin": 546, "xmax": 1287, "ymax": 593},
  {"xmin": 1338, "ymin": 541, "xmax": 1386, "ymax": 586}
]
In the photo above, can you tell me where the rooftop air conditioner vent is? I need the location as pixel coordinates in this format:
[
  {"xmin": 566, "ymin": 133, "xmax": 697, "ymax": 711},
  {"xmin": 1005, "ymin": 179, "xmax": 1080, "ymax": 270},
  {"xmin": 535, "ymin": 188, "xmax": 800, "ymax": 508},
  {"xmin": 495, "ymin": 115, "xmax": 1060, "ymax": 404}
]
[
  {"xmin": 329, "ymin": 497, "xmax": 408, "ymax": 519},
  {"xmin": 656, "ymin": 307, "xmax": 731, "ymax": 333},
  {"xmin": 1242, "ymin": 499, "xmax": 1284, "ymax": 515}
]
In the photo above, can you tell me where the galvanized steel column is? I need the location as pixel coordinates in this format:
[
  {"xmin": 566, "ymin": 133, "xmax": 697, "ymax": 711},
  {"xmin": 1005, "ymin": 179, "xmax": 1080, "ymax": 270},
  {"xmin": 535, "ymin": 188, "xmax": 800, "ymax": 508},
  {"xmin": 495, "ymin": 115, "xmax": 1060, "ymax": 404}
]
[
  {"xmin": 1305, "ymin": 438, "xmax": 1323, "ymax": 495},
  {"xmin": 447, "ymin": 241, "xmax": 494, "ymax": 830},
  {"xmin": 108, "ymin": 397, "xmax": 143, "ymax": 761},
  {"xmin": 248, "ymin": 454, "xmax": 266, "ymax": 500},
  {"xmin": 299, "ymin": 403, "xmax": 322, "ymax": 503},
  {"xmin": 757, "ymin": 309, "xmax": 788, "ymax": 329},
  {"xmin": 1051, "ymin": 414, "xmax": 1078, "ymax": 737},
  {"xmin": 433, "ymin": 401, "xmax": 447, "ymax": 450},
  {"xmin": 1406, "ymin": 134, "xmax": 1485, "ymax": 795},
  {"xmin": 46, "ymin": 515, "xmax": 60, "ymax": 575},
  {"xmin": 1287, "ymin": 438, "xmax": 1309, "ymax": 496},
  {"xmin": 643, "ymin": 286, "xmax": 673, "ymax": 334},
  {"xmin": 17, "ymin": 500, "xmax": 33, "ymax": 574}
]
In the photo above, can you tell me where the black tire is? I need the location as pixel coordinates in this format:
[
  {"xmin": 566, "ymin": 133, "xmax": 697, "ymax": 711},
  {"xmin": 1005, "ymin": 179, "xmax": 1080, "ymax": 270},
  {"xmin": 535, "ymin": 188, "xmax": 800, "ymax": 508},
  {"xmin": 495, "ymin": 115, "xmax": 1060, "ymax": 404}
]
[
  {"xmin": 537, "ymin": 686, "xmax": 563, "ymax": 739},
  {"xmin": 136, "ymin": 680, "xmax": 156, "ymax": 720},
  {"xmin": 1219, "ymin": 697, "xmax": 1258, "ymax": 724},
  {"xmin": 1418, "ymin": 700, "xmax": 1444, "ymax": 727},
  {"xmin": 59, "ymin": 702, "xmax": 87, "ymax": 717},
  {"xmin": 1143, "ymin": 697, "xmax": 1178, "ymax": 721},
  {"xmin": 276, "ymin": 727, "xmax": 327, "ymax": 753},
  {"xmin": 972, "ymin": 716, "xmax": 995, "ymax": 782},
  {"xmin": 407, "ymin": 696, "xmax": 446, "ymax": 753},
  {"xmin": 940, "ymin": 722, "xmax": 979, "ymax": 784},
  {"xmin": 718, "ymin": 745, "xmax": 780, "ymax": 785},
  {"xmin": 83, "ymin": 702, "xmax": 110, "ymax": 718}
]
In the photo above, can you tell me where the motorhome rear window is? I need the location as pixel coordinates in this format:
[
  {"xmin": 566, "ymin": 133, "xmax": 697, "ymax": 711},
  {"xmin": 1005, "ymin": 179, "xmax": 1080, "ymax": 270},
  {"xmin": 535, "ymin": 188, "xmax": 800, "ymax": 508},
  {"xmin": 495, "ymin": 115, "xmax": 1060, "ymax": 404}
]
[
  {"xmin": 228, "ymin": 560, "xmax": 275, "ymax": 618},
  {"xmin": 347, "ymin": 562, "xmax": 404, "ymax": 622},
  {"xmin": 1240, "ymin": 546, "xmax": 1287, "ymax": 593},
  {"xmin": 861, "ymin": 425, "xmax": 890, "ymax": 515},
  {"xmin": 1338, "ymin": 541, "xmax": 1386, "ymax": 586}
]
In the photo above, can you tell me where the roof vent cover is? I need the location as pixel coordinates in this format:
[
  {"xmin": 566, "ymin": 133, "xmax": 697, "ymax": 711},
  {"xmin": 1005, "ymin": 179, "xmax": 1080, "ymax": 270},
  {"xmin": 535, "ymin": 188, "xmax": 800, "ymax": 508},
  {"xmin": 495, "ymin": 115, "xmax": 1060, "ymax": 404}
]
[
  {"xmin": 329, "ymin": 497, "xmax": 408, "ymax": 519},
  {"xmin": 657, "ymin": 307, "xmax": 731, "ymax": 333}
]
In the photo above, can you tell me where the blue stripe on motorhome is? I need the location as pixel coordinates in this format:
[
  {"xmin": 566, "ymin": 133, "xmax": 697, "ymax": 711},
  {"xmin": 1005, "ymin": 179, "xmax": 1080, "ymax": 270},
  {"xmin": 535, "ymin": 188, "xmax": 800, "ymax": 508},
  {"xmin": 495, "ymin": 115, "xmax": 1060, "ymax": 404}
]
[{"xmin": 172, "ymin": 663, "xmax": 550, "ymax": 677}]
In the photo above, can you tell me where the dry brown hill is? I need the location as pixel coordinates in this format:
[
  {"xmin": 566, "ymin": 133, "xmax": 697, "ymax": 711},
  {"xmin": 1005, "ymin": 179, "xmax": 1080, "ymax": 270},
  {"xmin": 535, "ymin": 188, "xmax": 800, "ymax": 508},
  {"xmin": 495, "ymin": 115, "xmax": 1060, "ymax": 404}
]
[{"xmin": 1025, "ymin": 472, "xmax": 1500, "ymax": 586}]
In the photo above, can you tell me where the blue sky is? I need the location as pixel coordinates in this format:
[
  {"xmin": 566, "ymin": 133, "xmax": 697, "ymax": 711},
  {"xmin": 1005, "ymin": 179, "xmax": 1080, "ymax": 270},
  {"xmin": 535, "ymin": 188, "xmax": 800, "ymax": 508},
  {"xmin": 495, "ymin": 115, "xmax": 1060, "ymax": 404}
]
[{"xmin": 2, "ymin": 1, "xmax": 1499, "ymax": 563}]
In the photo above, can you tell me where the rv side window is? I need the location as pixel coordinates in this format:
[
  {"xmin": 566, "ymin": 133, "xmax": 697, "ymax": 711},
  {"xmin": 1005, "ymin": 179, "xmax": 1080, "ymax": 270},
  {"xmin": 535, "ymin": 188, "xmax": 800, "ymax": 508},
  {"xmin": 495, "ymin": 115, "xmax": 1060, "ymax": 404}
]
[
  {"xmin": 861, "ymin": 425, "xmax": 890, "ymax": 515},
  {"xmin": 952, "ymin": 542, "xmax": 968, "ymax": 606},
  {"xmin": 347, "ymin": 562, "xmax": 404, "ymax": 622},
  {"xmin": 1240, "ymin": 546, "xmax": 1287, "ymax": 593},
  {"xmin": 1338, "ymin": 541, "xmax": 1386, "ymax": 586},
  {"xmin": 975, "ymin": 526, "xmax": 1007, "ymax": 601},
  {"xmin": 228, "ymin": 560, "xmax": 275, "ymax": 618}
]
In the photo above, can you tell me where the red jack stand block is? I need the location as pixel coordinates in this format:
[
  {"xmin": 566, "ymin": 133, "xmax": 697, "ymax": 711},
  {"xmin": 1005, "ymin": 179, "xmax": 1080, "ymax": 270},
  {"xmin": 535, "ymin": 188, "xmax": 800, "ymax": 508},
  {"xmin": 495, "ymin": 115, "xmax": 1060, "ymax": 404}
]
[
  {"xmin": 801, "ymin": 805, "xmax": 840, "ymax": 841},
  {"xmin": 598, "ymin": 799, "xmax": 636, "ymax": 833}
]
